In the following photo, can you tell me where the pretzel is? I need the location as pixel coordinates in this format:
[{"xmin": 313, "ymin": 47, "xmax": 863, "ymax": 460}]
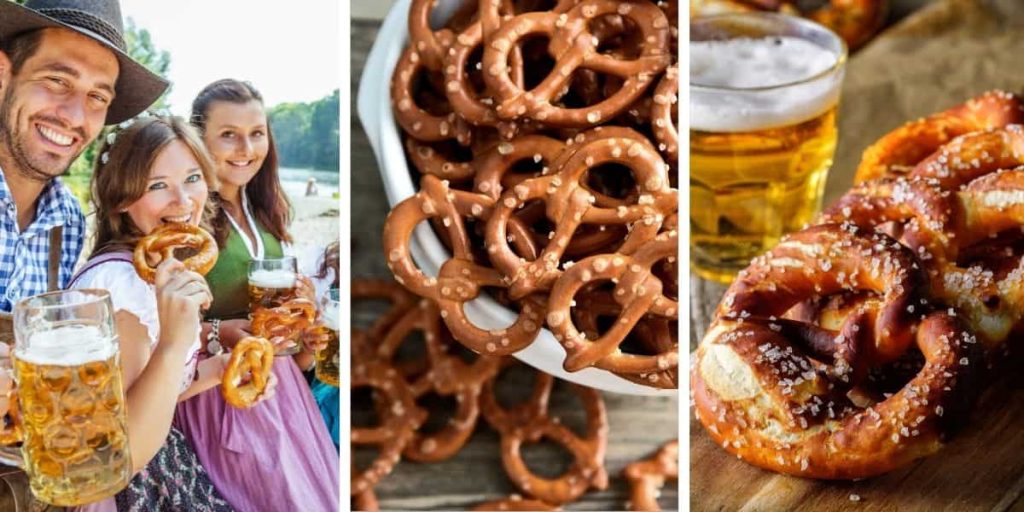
[
  {"xmin": 482, "ymin": 0, "xmax": 672, "ymax": 127},
  {"xmin": 854, "ymin": 90, "xmax": 1024, "ymax": 183},
  {"xmin": 392, "ymin": 44, "xmax": 473, "ymax": 145},
  {"xmin": 221, "ymin": 336, "xmax": 275, "ymax": 409},
  {"xmin": 352, "ymin": 483, "xmax": 379, "ymax": 512},
  {"xmin": 351, "ymin": 360, "xmax": 427, "ymax": 495},
  {"xmin": 650, "ymin": 66, "xmax": 678, "ymax": 164},
  {"xmin": 624, "ymin": 439, "xmax": 678, "ymax": 512},
  {"xmin": 133, "ymin": 222, "xmax": 218, "ymax": 283},
  {"xmin": 547, "ymin": 229, "xmax": 678, "ymax": 374},
  {"xmin": 374, "ymin": 299, "xmax": 502, "ymax": 462},
  {"xmin": 689, "ymin": 0, "xmax": 886, "ymax": 50},
  {"xmin": 486, "ymin": 127, "xmax": 676, "ymax": 299},
  {"xmin": 480, "ymin": 364, "xmax": 609, "ymax": 504},
  {"xmin": 250, "ymin": 298, "xmax": 317, "ymax": 348},
  {"xmin": 383, "ymin": 174, "xmax": 545, "ymax": 355},
  {"xmin": 473, "ymin": 496, "xmax": 560, "ymax": 511}
]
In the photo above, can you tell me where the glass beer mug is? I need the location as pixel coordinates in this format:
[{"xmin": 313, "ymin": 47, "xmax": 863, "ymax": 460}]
[
  {"xmin": 248, "ymin": 256, "xmax": 302, "ymax": 355},
  {"xmin": 314, "ymin": 289, "xmax": 339, "ymax": 387},
  {"xmin": 5, "ymin": 290, "xmax": 131, "ymax": 506}
]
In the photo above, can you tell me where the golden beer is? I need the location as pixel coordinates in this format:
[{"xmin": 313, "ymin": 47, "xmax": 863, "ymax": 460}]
[
  {"xmin": 13, "ymin": 325, "xmax": 130, "ymax": 506},
  {"xmin": 690, "ymin": 13, "xmax": 847, "ymax": 283},
  {"xmin": 312, "ymin": 327, "xmax": 339, "ymax": 387}
]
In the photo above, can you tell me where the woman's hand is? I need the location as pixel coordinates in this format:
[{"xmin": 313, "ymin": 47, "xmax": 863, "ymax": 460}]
[
  {"xmin": 155, "ymin": 259, "xmax": 212, "ymax": 351},
  {"xmin": 295, "ymin": 274, "xmax": 317, "ymax": 303},
  {"xmin": 217, "ymin": 319, "xmax": 254, "ymax": 351}
]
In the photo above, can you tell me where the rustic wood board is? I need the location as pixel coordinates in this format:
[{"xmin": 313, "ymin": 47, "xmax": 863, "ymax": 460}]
[
  {"xmin": 352, "ymin": 19, "xmax": 679, "ymax": 511},
  {"xmin": 691, "ymin": 1, "xmax": 1024, "ymax": 510}
]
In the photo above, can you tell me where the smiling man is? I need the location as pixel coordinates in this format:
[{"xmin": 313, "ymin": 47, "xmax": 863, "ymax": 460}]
[{"xmin": 0, "ymin": 0, "xmax": 168, "ymax": 311}]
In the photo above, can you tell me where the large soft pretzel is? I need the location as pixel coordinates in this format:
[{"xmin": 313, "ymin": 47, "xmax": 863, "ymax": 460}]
[
  {"xmin": 133, "ymin": 223, "xmax": 218, "ymax": 283},
  {"xmin": 221, "ymin": 336, "xmax": 275, "ymax": 409},
  {"xmin": 251, "ymin": 298, "xmax": 317, "ymax": 346}
]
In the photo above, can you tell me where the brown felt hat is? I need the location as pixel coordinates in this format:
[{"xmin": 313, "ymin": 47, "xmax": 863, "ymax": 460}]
[{"xmin": 0, "ymin": 0, "xmax": 170, "ymax": 125}]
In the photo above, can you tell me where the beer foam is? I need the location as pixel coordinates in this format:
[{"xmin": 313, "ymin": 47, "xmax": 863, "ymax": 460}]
[
  {"xmin": 321, "ymin": 303, "xmax": 339, "ymax": 331},
  {"xmin": 15, "ymin": 324, "xmax": 116, "ymax": 366},
  {"xmin": 691, "ymin": 36, "xmax": 842, "ymax": 132},
  {"xmin": 249, "ymin": 269, "xmax": 296, "ymax": 289}
]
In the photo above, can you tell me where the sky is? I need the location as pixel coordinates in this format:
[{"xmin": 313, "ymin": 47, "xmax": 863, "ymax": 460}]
[{"xmin": 120, "ymin": 0, "xmax": 340, "ymax": 116}]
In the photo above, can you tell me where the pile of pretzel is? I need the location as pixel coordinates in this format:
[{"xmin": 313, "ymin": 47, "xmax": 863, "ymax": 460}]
[
  {"xmin": 384, "ymin": 0, "xmax": 680, "ymax": 388},
  {"xmin": 689, "ymin": 0, "xmax": 888, "ymax": 50},
  {"xmin": 351, "ymin": 279, "xmax": 677, "ymax": 510},
  {"xmin": 692, "ymin": 90, "xmax": 1024, "ymax": 479}
]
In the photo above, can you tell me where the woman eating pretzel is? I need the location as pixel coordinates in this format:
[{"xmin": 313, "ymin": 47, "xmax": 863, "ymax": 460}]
[
  {"xmin": 172, "ymin": 79, "xmax": 339, "ymax": 512},
  {"xmin": 70, "ymin": 116, "xmax": 280, "ymax": 510}
]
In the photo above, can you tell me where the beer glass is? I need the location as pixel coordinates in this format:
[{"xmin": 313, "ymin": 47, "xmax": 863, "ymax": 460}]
[
  {"xmin": 314, "ymin": 288, "xmax": 339, "ymax": 387},
  {"xmin": 248, "ymin": 256, "xmax": 302, "ymax": 355},
  {"xmin": 10, "ymin": 290, "xmax": 130, "ymax": 506},
  {"xmin": 690, "ymin": 13, "xmax": 847, "ymax": 282}
]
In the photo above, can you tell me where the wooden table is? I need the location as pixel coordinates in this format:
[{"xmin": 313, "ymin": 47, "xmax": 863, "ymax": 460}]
[
  {"xmin": 352, "ymin": 19, "xmax": 679, "ymax": 511},
  {"xmin": 691, "ymin": 0, "xmax": 1024, "ymax": 509}
]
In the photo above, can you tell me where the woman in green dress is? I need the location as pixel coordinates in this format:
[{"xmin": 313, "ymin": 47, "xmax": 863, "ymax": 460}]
[{"xmin": 172, "ymin": 79, "xmax": 338, "ymax": 512}]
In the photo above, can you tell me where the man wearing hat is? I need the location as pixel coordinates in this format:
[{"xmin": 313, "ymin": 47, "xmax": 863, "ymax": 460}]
[{"xmin": 0, "ymin": 0, "xmax": 168, "ymax": 312}]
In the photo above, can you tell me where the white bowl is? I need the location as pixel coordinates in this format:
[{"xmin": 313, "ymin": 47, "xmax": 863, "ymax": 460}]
[{"xmin": 356, "ymin": 0, "xmax": 676, "ymax": 396}]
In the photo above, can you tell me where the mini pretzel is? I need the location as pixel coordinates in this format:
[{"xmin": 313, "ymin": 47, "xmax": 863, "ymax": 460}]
[
  {"xmin": 473, "ymin": 496, "xmax": 560, "ymax": 511},
  {"xmin": 375, "ymin": 299, "xmax": 502, "ymax": 462},
  {"xmin": 547, "ymin": 230, "xmax": 678, "ymax": 374},
  {"xmin": 351, "ymin": 360, "xmax": 427, "ymax": 494},
  {"xmin": 352, "ymin": 483, "xmax": 379, "ymax": 512},
  {"xmin": 392, "ymin": 44, "xmax": 473, "ymax": 145},
  {"xmin": 855, "ymin": 90, "xmax": 1024, "ymax": 183},
  {"xmin": 650, "ymin": 66, "xmax": 678, "ymax": 163},
  {"xmin": 482, "ymin": 0, "xmax": 672, "ymax": 127},
  {"xmin": 624, "ymin": 439, "xmax": 678, "ymax": 512},
  {"xmin": 133, "ymin": 223, "xmax": 218, "ymax": 284},
  {"xmin": 251, "ymin": 298, "xmax": 317, "ymax": 346},
  {"xmin": 221, "ymin": 336, "xmax": 275, "ymax": 409},
  {"xmin": 480, "ymin": 364, "xmax": 609, "ymax": 505}
]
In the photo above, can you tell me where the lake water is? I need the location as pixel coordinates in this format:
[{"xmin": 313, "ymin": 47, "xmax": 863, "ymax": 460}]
[{"xmin": 280, "ymin": 167, "xmax": 340, "ymax": 199}]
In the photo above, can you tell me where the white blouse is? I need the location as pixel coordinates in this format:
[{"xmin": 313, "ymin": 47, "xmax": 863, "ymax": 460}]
[{"xmin": 71, "ymin": 259, "xmax": 200, "ymax": 394}]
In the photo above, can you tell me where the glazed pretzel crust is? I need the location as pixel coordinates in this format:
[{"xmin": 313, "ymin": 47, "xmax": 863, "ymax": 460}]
[{"xmin": 133, "ymin": 223, "xmax": 218, "ymax": 283}]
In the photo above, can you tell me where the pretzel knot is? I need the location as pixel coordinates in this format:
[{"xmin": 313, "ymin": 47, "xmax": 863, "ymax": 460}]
[
  {"xmin": 251, "ymin": 298, "xmax": 317, "ymax": 348},
  {"xmin": 548, "ymin": 229, "xmax": 678, "ymax": 374},
  {"xmin": 351, "ymin": 361, "xmax": 427, "ymax": 495},
  {"xmin": 480, "ymin": 367, "xmax": 609, "ymax": 504},
  {"xmin": 375, "ymin": 299, "xmax": 502, "ymax": 462},
  {"xmin": 854, "ymin": 90, "xmax": 1024, "ymax": 184},
  {"xmin": 133, "ymin": 223, "xmax": 218, "ymax": 284},
  {"xmin": 383, "ymin": 174, "xmax": 545, "ymax": 355},
  {"xmin": 482, "ymin": 0, "xmax": 672, "ymax": 127},
  {"xmin": 221, "ymin": 336, "xmax": 274, "ymax": 409},
  {"xmin": 624, "ymin": 439, "xmax": 678, "ymax": 512},
  {"xmin": 486, "ymin": 127, "xmax": 676, "ymax": 300}
]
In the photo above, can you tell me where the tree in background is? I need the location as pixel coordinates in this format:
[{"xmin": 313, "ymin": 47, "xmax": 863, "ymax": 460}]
[{"xmin": 268, "ymin": 90, "xmax": 339, "ymax": 172}]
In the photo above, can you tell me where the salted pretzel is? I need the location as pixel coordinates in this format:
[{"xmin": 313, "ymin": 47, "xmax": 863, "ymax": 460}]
[
  {"xmin": 133, "ymin": 223, "xmax": 218, "ymax": 284},
  {"xmin": 854, "ymin": 90, "xmax": 1024, "ymax": 183},
  {"xmin": 689, "ymin": 0, "xmax": 887, "ymax": 50},
  {"xmin": 352, "ymin": 484, "xmax": 379, "ymax": 512},
  {"xmin": 486, "ymin": 127, "xmax": 676, "ymax": 299},
  {"xmin": 482, "ymin": 0, "xmax": 672, "ymax": 127},
  {"xmin": 374, "ymin": 299, "xmax": 502, "ymax": 462},
  {"xmin": 221, "ymin": 336, "xmax": 275, "ymax": 409},
  {"xmin": 383, "ymin": 174, "xmax": 545, "ymax": 355},
  {"xmin": 650, "ymin": 66, "xmax": 678, "ymax": 164},
  {"xmin": 624, "ymin": 439, "xmax": 678, "ymax": 512},
  {"xmin": 251, "ymin": 298, "xmax": 317, "ymax": 346},
  {"xmin": 392, "ymin": 44, "xmax": 473, "ymax": 145},
  {"xmin": 480, "ymin": 364, "xmax": 609, "ymax": 504},
  {"xmin": 473, "ymin": 496, "xmax": 560, "ymax": 511},
  {"xmin": 351, "ymin": 360, "xmax": 427, "ymax": 495}
]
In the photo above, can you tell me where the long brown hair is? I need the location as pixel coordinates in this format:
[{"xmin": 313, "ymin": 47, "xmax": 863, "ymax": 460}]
[
  {"xmin": 190, "ymin": 79, "xmax": 292, "ymax": 247},
  {"xmin": 90, "ymin": 116, "xmax": 220, "ymax": 257}
]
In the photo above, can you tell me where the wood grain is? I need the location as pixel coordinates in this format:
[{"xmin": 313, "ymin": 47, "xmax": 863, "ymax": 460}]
[
  {"xmin": 691, "ymin": 1, "xmax": 1024, "ymax": 510},
  {"xmin": 352, "ymin": 19, "xmax": 679, "ymax": 511}
]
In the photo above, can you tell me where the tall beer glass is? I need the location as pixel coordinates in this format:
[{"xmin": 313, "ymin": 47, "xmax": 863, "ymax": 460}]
[
  {"xmin": 690, "ymin": 13, "xmax": 847, "ymax": 282},
  {"xmin": 314, "ymin": 288, "xmax": 339, "ymax": 387},
  {"xmin": 11, "ymin": 290, "xmax": 130, "ymax": 506},
  {"xmin": 248, "ymin": 256, "xmax": 301, "ymax": 355}
]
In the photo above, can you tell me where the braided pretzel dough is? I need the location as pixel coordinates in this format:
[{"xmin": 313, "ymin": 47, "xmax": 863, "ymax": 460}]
[
  {"xmin": 133, "ymin": 223, "xmax": 218, "ymax": 283},
  {"xmin": 221, "ymin": 336, "xmax": 274, "ymax": 409}
]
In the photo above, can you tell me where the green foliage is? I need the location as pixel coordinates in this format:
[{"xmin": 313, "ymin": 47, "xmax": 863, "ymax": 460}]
[
  {"xmin": 67, "ymin": 18, "xmax": 172, "ymax": 178},
  {"xmin": 268, "ymin": 90, "xmax": 339, "ymax": 171}
]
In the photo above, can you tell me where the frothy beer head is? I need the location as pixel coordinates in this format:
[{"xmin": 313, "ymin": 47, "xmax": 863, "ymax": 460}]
[
  {"xmin": 691, "ymin": 36, "xmax": 841, "ymax": 132},
  {"xmin": 249, "ymin": 269, "xmax": 297, "ymax": 289},
  {"xmin": 321, "ymin": 302, "xmax": 339, "ymax": 331},
  {"xmin": 15, "ymin": 324, "xmax": 116, "ymax": 366}
]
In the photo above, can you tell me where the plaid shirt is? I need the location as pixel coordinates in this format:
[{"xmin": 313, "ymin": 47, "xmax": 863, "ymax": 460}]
[{"xmin": 0, "ymin": 166, "xmax": 85, "ymax": 312}]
